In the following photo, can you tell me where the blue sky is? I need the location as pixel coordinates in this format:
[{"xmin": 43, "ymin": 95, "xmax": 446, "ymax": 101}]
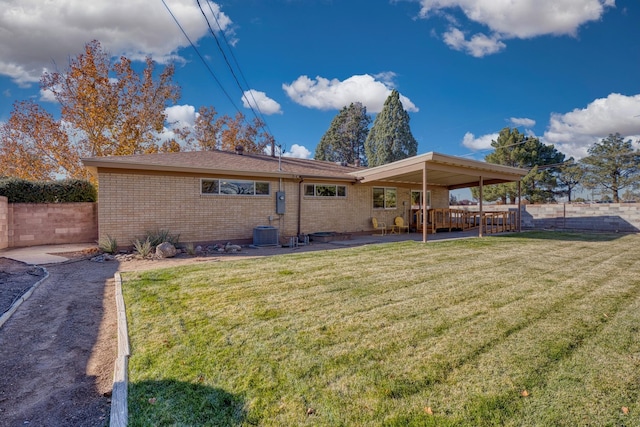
[{"xmin": 1, "ymin": 0, "xmax": 639, "ymax": 164}]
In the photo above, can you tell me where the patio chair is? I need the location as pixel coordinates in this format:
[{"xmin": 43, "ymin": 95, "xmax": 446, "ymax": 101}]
[
  {"xmin": 391, "ymin": 216, "xmax": 410, "ymax": 234},
  {"xmin": 371, "ymin": 217, "xmax": 387, "ymax": 236}
]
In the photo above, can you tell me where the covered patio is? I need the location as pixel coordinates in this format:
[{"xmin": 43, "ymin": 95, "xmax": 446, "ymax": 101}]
[{"xmin": 351, "ymin": 152, "xmax": 529, "ymax": 242}]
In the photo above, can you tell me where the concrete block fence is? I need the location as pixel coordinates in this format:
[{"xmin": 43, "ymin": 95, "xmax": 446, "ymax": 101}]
[
  {"xmin": 0, "ymin": 199, "xmax": 98, "ymax": 249},
  {"xmin": 458, "ymin": 203, "xmax": 640, "ymax": 233}
]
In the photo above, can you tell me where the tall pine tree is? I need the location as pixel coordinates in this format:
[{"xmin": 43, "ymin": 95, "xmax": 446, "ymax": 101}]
[
  {"xmin": 472, "ymin": 127, "xmax": 565, "ymax": 203},
  {"xmin": 364, "ymin": 90, "xmax": 417, "ymax": 167},
  {"xmin": 581, "ymin": 133, "xmax": 639, "ymax": 202},
  {"xmin": 315, "ymin": 102, "xmax": 370, "ymax": 165}
]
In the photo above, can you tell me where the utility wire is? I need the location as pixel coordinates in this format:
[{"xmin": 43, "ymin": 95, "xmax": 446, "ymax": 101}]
[
  {"xmin": 196, "ymin": 0, "xmax": 273, "ymax": 137},
  {"xmin": 204, "ymin": 1, "xmax": 274, "ymax": 136},
  {"xmin": 161, "ymin": 0, "xmax": 242, "ymax": 114}
]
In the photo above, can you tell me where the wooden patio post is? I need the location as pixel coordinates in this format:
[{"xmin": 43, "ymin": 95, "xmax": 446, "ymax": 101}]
[
  {"xmin": 422, "ymin": 161, "xmax": 428, "ymax": 243},
  {"xmin": 478, "ymin": 176, "xmax": 484, "ymax": 237}
]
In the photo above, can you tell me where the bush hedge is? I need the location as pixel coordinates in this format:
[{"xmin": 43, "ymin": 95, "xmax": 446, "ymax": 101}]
[{"xmin": 0, "ymin": 178, "xmax": 97, "ymax": 203}]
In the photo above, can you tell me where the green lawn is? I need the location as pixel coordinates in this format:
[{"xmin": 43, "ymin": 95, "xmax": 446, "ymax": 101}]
[{"xmin": 122, "ymin": 232, "xmax": 640, "ymax": 426}]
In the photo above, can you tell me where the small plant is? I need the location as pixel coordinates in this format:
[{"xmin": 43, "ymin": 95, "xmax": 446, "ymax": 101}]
[
  {"xmin": 145, "ymin": 228, "xmax": 180, "ymax": 247},
  {"xmin": 98, "ymin": 235, "xmax": 118, "ymax": 254},
  {"xmin": 132, "ymin": 237, "xmax": 153, "ymax": 258},
  {"xmin": 184, "ymin": 242, "xmax": 196, "ymax": 256}
]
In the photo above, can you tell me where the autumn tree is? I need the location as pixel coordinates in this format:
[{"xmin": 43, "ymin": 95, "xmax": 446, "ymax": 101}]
[
  {"xmin": 472, "ymin": 127, "xmax": 565, "ymax": 203},
  {"xmin": 219, "ymin": 112, "xmax": 274, "ymax": 154},
  {"xmin": 364, "ymin": 90, "xmax": 417, "ymax": 167},
  {"xmin": 581, "ymin": 133, "xmax": 640, "ymax": 202},
  {"xmin": 41, "ymin": 39, "xmax": 180, "ymax": 157},
  {"xmin": 315, "ymin": 102, "xmax": 370, "ymax": 165},
  {"xmin": 0, "ymin": 101, "xmax": 84, "ymax": 180},
  {"xmin": 192, "ymin": 106, "xmax": 222, "ymax": 151},
  {"xmin": 182, "ymin": 107, "xmax": 274, "ymax": 154}
]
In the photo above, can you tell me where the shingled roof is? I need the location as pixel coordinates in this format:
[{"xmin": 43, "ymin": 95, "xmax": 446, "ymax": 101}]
[
  {"xmin": 82, "ymin": 150, "xmax": 362, "ymax": 181},
  {"xmin": 83, "ymin": 149, "xmax": 529, "ymax": 189}
]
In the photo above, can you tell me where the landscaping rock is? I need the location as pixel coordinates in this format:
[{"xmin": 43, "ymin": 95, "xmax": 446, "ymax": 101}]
[{"xmin": 156, "ymin": 242, "xmax": 177, "ymax": 258}]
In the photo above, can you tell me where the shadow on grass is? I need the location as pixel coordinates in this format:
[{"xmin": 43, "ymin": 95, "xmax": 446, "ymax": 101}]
[
  {"xmin": 495, "ymin": 230, "xmax": 633, "ymax": 242},
  {"xmin": 128, "ymin": 380, "xmax": 246, "ymax": 427}
]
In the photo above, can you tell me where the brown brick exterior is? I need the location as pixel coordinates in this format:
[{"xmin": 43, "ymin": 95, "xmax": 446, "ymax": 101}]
[{"xmin": 97, "ymin": 171, "xmax": 450, "ymax": 246}]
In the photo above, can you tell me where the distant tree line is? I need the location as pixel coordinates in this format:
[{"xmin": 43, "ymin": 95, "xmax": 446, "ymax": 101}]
[{"xmin": 467, "ymin": 128, "xmax": 640, "ymax": 204}]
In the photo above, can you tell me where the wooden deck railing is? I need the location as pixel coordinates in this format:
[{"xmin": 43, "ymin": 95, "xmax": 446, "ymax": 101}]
[{"xmin": 414, "ymin": 208, "xmax": 518, "ymax": 234}]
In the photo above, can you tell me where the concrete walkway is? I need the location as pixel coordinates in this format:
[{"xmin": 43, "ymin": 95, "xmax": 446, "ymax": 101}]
[{"xmin": 0, "ymin": 242, "xmax": 98, "ymax": 265}]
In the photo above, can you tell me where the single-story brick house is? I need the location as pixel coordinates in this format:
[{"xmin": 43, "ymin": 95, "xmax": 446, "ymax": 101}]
[{"xmin": 82, "ymin": 149, "xmax": 528, "ymax": 245}]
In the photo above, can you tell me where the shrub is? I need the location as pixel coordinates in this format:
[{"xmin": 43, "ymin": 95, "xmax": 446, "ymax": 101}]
[
  {"xmin": 98, "ymin": 235, "xmax": 118, "ymax": 254},
  {"xmin": 132, "ymin": 237, "xmax": 153, "ymax": 258},
  {"xmin": 0, "ymin": 177, "xmax": 96, "ymax": 203},
  {"xmin": 145, "ymin": 228, "xmax": 180, "ymax": 247},
  {"xmin": 184, "ymin": 242, "xmax": 196, "ymax": 256}
]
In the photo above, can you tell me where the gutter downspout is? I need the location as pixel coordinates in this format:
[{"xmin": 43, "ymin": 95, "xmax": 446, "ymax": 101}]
[{"xmin": 297, "ymin": 178, "xmax": 303, "ymax": 236}]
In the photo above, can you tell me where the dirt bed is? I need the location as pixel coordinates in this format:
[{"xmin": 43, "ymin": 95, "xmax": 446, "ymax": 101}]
[{"xmin": 0, "ymin": 242, "xmax": 348, "ymax": 426}]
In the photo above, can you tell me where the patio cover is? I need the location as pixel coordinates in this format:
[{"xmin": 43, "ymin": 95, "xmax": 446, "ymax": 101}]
[{"xmin": 349, "ymin": 152, "xmax": 529, "ymax": 242}]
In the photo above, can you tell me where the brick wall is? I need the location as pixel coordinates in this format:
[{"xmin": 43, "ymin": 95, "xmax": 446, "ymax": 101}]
[
  {"xmin": 97, "ymin": 171, "xmax": 450, "ymax": 246},
  {"xmin": 8, "ymin": 203, "xmax": 98, "ymax": 248},
  {"xmin": 0, "ymin": 196, "xmax": 7, "ymax": 250}
]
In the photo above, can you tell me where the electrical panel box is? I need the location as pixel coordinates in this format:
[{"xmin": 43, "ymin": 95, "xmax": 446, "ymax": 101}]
[{"xmin": 275, "ymin": 191, "xmax": 286, "ymax": 214}]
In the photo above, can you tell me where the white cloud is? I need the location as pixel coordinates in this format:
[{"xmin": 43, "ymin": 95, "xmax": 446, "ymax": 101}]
[
  {"xmin": 39, "ymin": 88, "xmax": 57, "ymax": 103},
  {"xmin": 509, "ymin": 117, "xmax": 536, "ymax": 128},
  {"xmin": 543, "ymin": 93, "xmax": 640, "ymax": 159},
  {"xmin": 417, "ymin": 0, "xmax": 615, "ymax": 56},
  {"xmin": 242, "ymin": 90, "xmax": 282, "ymax": 115},
  {"xmin": 443, "ymin": 28, "xmax": 506, "ymax": 57},
  {"xmin": 282, "ymin": 74, "xmax": 418, "ymax": 113},
  {"xmin": 282, "ymin": 144, "xmax": 312, "ymax": 159},
  {"xmin": 462, "ymin": 131, "xmax": 499, "ymax": 151},
  {"xmin": 165, "ymin": 104, "xmax": 196, "ymax": 127},
  {"xmin": 0, "ymin": 0, "xmax": 233, "ymax": 86}
]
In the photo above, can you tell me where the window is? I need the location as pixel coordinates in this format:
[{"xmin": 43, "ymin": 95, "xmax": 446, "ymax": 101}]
[
  {"xmin": 201, "ymin": 179, "xmax": 270, "ymax": 195},
  {"xmin": 373, "ymin": 187, "xmax": 397, "ymax": 209},
  {"xmin": 304, "ymin": 184, "xmax": 347, "ymax": 198},
  {"xmin": 411, "ymin": 190, "xmax": 431, "ymax": 209}
]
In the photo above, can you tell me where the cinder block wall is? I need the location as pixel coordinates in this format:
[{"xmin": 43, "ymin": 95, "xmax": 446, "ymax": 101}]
[
  {"xmin": 97, "ymin": 171, "xmax": 450, "ymax": 245},
  {"xmin": 8, "ymin": 203, "xmax": 98, "ymax": 248},
  {"xmin": 522, "ymin": 203, "xmax": 640, "ymax": 232},
  {"xmin": 457, "ymin": 203, "xmax": 640, "ymax": 232},
  {"xmin": 0, "ymin": 196, "xmax": 8, "ymax": 250}
]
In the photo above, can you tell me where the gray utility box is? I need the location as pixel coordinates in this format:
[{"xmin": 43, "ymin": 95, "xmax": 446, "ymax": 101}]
[
  {"xmin": 253, "ymin": 226, "xmax": 279, "ymax": 246},
  {"xmin": 276, "ymin": 191, "xmax": 285, "ymax": 214}
]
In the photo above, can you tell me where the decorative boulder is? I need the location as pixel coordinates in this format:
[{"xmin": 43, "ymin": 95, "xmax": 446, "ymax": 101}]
[{"xmin": 156, "ymin": 242, "xmax": 177, "ymax": 258}]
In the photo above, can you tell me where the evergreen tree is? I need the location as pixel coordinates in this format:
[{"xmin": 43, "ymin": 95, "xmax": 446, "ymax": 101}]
[
  {"xmin": 315, "ymin": 102, "xmax": 370, "ymax": 165},
  {"xmin": 556, "ymin": 158, "xmax": 585, "ymax": 202},
  {"xmin": 471, "ymin": 127, "xmax": 565, "ymax": 203},
  {"xmin": 581, "ymin": 133, "xmax": 640, "ymax": 202},
  {"xmin": 364, "ymin": 90, "xmax": 417, "ymax": 167}
]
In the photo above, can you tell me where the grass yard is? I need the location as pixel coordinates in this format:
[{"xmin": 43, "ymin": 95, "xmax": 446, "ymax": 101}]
[{"xmin": 122, "ymin": 232, "xmax": 640, "ymax": 426}]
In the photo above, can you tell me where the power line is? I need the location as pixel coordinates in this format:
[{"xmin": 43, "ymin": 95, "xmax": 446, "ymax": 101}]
[
  {"xmin": 204, "ymin": 1, "xmax": 273, "ymax": 136},
  {"xmin": 161, "ymin": 0, "xmax": 242, "ymax": 114},
  {"xmin": 195, "ymin": 0, "xmax": 273, "ymax": 137}
]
